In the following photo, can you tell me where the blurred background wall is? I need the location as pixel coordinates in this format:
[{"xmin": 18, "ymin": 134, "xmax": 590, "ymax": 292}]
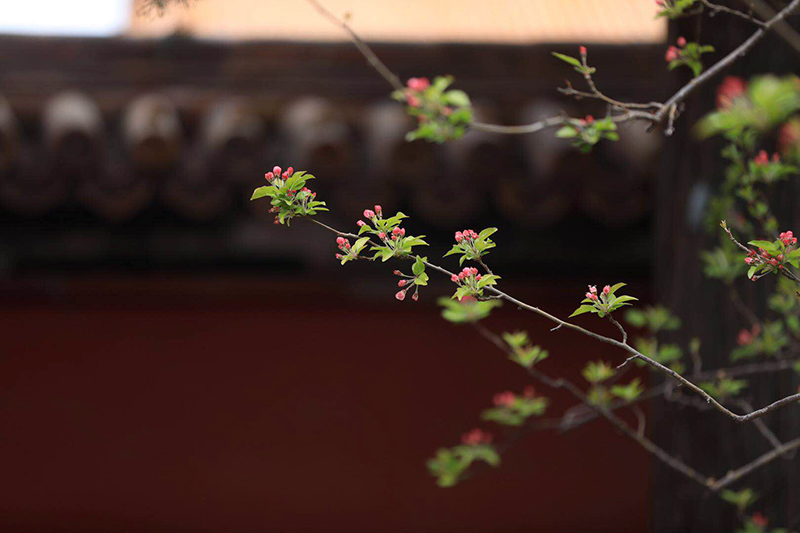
[{"xmin": 0, "ymin": 1, "xmax": 666, "ymax": 531}]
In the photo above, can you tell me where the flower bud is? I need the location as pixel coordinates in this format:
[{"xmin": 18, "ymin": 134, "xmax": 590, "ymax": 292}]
[
  {"xmin": 398, "ymin": 280, "xmax": 406, "ymax": 287},
  {"xmin": 395, "ymin": 290, "xmax": 406, "ymax": 301},
  {"xmin": 676, "ymin": 36, "xmax": 686, "ymax": 47},
  {"xmin": 273, "ymin": 166, "xmax": 282, "ymax": 176},
  {"xmin": 363, "ymin": 209, "xmax": 375, "ymax": 219},
  {"xmin": 603, "ymin": 285, "xmax": 610, "ymax": 295}
]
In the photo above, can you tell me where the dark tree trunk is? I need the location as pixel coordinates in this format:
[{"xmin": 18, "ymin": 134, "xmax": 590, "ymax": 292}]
[{"xmin": 654, "ymin": 3, "xmax": 800, "ymax": 531}]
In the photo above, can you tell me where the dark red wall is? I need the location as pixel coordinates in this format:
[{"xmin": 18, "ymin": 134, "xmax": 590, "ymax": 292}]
[{"xmin": 0, "ymin": 277, "xmax": 650, "ymax": 532}]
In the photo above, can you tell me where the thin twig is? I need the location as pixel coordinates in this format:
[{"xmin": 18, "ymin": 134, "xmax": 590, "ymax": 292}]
[
  {"xmin": 709, "ymin": 436, "xmax": 800, "ymax": 491},
  {"xmin": 608, "ymin": 315, "xmax": 628, "ymax": 344},
  {"xmin": 305, "ymin": 0, "xmax": 405, "ymax": 92},
  {"xmin": 701, "ymin": 0, "xmax": 766, "ymax": 27},
  {"xmin": 656, "ymin": 0, "xmax": 800, "ymax": 125},
  {"xmin": 307, "ymin": 216, "xmax": 800, "ymax": 424}
]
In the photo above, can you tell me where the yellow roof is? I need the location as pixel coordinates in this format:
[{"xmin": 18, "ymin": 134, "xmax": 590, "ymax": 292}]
[{"xmin": 129, "ymin": 0, "xmax": 666, "ymax": 43}]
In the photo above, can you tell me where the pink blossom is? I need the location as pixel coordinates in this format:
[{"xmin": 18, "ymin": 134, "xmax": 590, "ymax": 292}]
[
  {"xmin": 579, "ymin": 46, "xmax": 587, "ymax": 56},
  {"xmin": 461, "ymin": 428, "xmax": 492, "ymax": 446},
  {"xmin": 412, "ymin": 292, "xmax": 419, "ymax": 301},
  {"xmin": 603, "ymin": 285, "xmax": 611, "ymax": 295},
  {"xmin": 265, "ymin": 172, "xmax": 274, "ymax": 181},
  {"xmin": 455, "ymin": 231, "xmax": 463, "ymax": 242},
  {"xmin": 676, "ymin": 36, "xmax": 687, "ymax": 47},
  {"xmin": 451, "ymin": 274, "xmax": 459, "ymax": 282},
  {"xmin": 716, "ymin": 76, "xmax": 746, "ymax": 109},
  {"xmin": 407, "ymin": 77, "xmax": 430, "ymax": 92},
  {"xmin": 665, "ymin": 46, "xmax": 680, "ymax": 62},
  {"xmin": 493, "ymin": 391, "xmax": 516, "ymax": 407},
  {"xmin": 398, "ymin": 280, "xmax": 406, "ymax": 287},
  {"xmin": 336, "ymin": 237, "xmax": 345, "ymax": 246},
  {"xmin": 378, "ymin": 232, "xmax": 386, "ymax": 240},
  {"xmin": 273, "ymin": 166, "xmax": 282, "ymax": 176},
  {"xmin": 363, "ymin": 209, "xmax": 375, "ymax": 219},
  {"xmin": 754, "ymin": 150, "xmax": 769, "ymax": 166},
  {"xmin": 752, "ymin": 513, "xmax": 768, "ymax": 528},
  {"xmin": 357, "ymin": 220, "xmax": 366, "ymax": 227},
  {"xmin": 395, "ymin": 290, "xmax": 406, "ymax": 301},
  {"xmin": 780, "ymin": 230, "xmax": 797, "ymax": 246},
  {"xmin": 374, "ymin": 205, "xmax": 382, "ymax": 215}
]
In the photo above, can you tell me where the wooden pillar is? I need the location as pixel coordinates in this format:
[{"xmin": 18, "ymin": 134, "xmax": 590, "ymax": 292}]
[{"xmin": 653, "ymin": 7, "xmax": 800, "ymax": 530}]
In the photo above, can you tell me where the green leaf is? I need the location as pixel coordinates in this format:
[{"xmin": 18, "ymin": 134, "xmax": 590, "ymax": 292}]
[
  {"xmin": 570, "ymin": 304, "xmax": 597, "ymax": 318},
  {"xmin": 413, "ymin": 256, "xmax": 426, "ymax": 276},
  {"xmin": 551, "ymin": 52, "xmax": 581, "ymax": 67},
  {"xmin": 444, "ymin": 89, "xmax": 471, "ymax": 107},
  {"xmin": 556, "ymin": 126, "xmax": 578, "ymax": 138},
  {"xmin": 251, "ymin": 186, "xmax": 272, "ymax": 200}
]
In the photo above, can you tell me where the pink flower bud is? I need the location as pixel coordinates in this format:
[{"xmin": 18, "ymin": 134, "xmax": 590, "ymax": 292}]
[
  {"xmin": 493, "ymin": 391, "xmax": 516, "ymax": 407},
  {"xmin": 754, "ymin": 150, "xmax": 769, "ymax": 166},
  {"xmin": 393, "ymin": 270, "xmax": 402, "ymax": 275},
  {"xmin": 398, "ymin": 280, "xmax": 406, "ymax": 287},
  {"xmin": 363, "ymin": 209, "xmax": 375, "ymax": 219},
  {"xmin": 716, "ymin": 76, "xmax": 746, "ymax": 109},
  {"xmin": 265, "ymin": 172, "xmax": 274, "ymax": 181},
  {"xmin": 285, "ymin": 167, "xmax": 294, "ymax": 177},
  {"xmin": 676, "ymin": 36, "xmax": 686, "ymax": 47},
  {"xmin": 374, "ymin": 205, "xmax": 382, "ymax": 214},
  {"xmin": 378, "ymin": 232, "xmax": 386, "ymax": 240},
  {"xmin": 407, "ymin": 77, "xmax": 431, "ymax": 92},
  {"xmin": 407, "ymin": 94, "xmax": 421, "ymax": 108},
  {"xmin": 752, "ymin": 513, "xmax": 768, "ymax": 528},
  {"xmin": 665, "ymin": 46, "xmax": 680, "ymax": 62},
  {"xmin": 589, "ymin": 285, "xmax": 597, "ymax": 294},
  {"xmin": 603, "ymin": 285, "xmax": 610, "ymax": 295},
  {"xmin": 455, "ymin": 231, "xmax": 463, "ymax": 242},
  {"xmin": 357, "ymin": 220, "xmax": 366, "ymax": 227},
  {"xmin": 451, "ymin": 274, "xmax": 459, "ymax": 283},
  {"xmin": 579, "ymin": 46, "xmax": 587, "ymax": 56},
  {"xmin": 395, "ymin": 290, "xmax": 406, "ymax": 301},
  {"xmin": 336, "ymin": 237, "xmax": 345, "ymax": 246},
  {"xmin": 412, "ymin": 292, "xmax": 419, "ymax": 301},
  {"xmin": 273, "ymin": 166, "xmax": 282, "ymax": 176}
]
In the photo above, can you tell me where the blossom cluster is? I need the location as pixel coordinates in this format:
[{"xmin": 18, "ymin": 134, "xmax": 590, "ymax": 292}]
[
  {"xmin": 716, "ymin": 76, "xmax": 747, "ymax": 110},
  {"xmin": 450, "ymin": 267, "xmax": 499, "ymax": 301},
  {"xmin": 391, "ymin": 75, "xmax": 473, "ymax": 143},
  {"xmin": 555, "ymin": 114, "xmax": 619, "ymax": 153},
  {"xmin": 744, "ymin": 230, "xmax": 800, "ymax": 280},
  {"xmin": 664, "ymin": 36, "xmax": 714, "ymax": 78},
  {"xmin": 251, "ymin": 165, "xmax": 327, "ymax": 225},
  {"xmin": 445, "ymin": 227, "xmax": 497, "ymax": 265},
  {"xmin": 393, "ymin": 256, "xmax": 429, "ymax": 302},
  {"xmin": 571, "ymin": 282, "xmax": 637, "ymax": 318},
  {"xmin": 355, "ymin": 206, "xmax": 428, "ymax": 262},
  {"xmin": 460, "ymin": 428, "xmax": 493, "ymax": 446}
]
